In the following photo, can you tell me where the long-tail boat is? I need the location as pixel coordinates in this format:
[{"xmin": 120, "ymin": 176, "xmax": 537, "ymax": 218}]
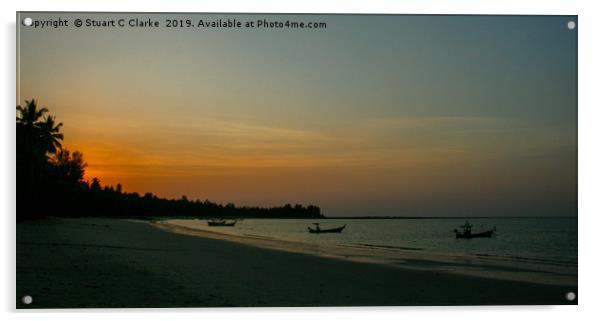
[
  {"xmin": 454, "ymin": 221, "xmax": 495, "ymax": 239},
  {"xmin": 207, "ymin": 218, "xmax": 237, "ymax": 227},
  {"xmin": 307, "ymin": 223, "xmax": 346, "ymax": 233}
]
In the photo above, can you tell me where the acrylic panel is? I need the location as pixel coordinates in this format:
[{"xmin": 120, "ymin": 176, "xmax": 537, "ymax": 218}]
[{"xmin": 16, "ymin": 12, "xmax": 577, "ymax": 308}]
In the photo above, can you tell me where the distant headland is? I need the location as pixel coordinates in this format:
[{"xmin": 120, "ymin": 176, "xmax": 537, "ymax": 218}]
[{"xmin": 16, "ymin": 99, "xmax": 323, "ymax": 221}]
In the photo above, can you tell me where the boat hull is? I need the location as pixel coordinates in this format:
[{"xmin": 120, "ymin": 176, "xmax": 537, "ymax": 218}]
[
  {"xmin": 207, "ymin": 221, "xmax": 236, "ymax": 227},
  {"xmin": 455, "ymin": 230, "xmax": 494, "ymax": 239},
  {"xmin": 308, "ymin": 225, "xmax": 346, "ymax": 233}
]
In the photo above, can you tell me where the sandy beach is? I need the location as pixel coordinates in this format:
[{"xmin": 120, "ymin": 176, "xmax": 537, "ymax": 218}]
[{"xmin": 16, "ymin": 218, "xmax": 577, "ymax": 308}]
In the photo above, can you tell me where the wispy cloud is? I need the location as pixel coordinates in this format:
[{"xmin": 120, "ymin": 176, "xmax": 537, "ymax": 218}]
[{"xmin": 65, "ymin": 113, "xmax": 575, "ymax": 183}]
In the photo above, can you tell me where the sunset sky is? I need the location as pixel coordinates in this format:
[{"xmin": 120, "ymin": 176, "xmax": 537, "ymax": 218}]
[{"xmin": 18, "ymin": 14, "xmax": 577, "ymax": 216}]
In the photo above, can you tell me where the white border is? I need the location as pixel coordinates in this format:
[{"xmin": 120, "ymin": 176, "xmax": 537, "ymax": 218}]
[{"xmin": 2, "ymin": 1, "xmax": 601, "ymax": 320}]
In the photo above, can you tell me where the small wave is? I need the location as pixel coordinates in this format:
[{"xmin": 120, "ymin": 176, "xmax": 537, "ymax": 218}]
[
  {"xmin": 242, "ymin": 233, "xmax": 277, "ymax": 240},
  {"xmin": 474, "ymin": 253, "xmax": 577, "ymax": 266}
]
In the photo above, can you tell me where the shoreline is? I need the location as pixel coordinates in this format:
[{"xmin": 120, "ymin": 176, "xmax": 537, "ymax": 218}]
[
  {"xmin": 150, "ymin": 219, "xmax": 577, "ymax": 287},
  {"xmin": 17, "ymin": 217, "xmax": 577, "ymax": 308}
]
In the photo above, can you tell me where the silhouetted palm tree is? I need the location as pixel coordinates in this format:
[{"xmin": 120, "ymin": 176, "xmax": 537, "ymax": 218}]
[
  {"xmin": 16, "ymin": 99, "xmax": 65, "ymax": 218},
  {"xmin": 39, "ymin": 116, "xmax": 64, "ymax": 154},
  {"xmin": 17, "ymin": 99, "xmax": 48, "ymax": 127},
  {"xmin": 16, "ymin": 99, "xmax": 64, "ymax": 157}
]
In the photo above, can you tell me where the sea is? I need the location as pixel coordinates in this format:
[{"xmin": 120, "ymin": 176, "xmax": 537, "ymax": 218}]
[{"xmin": 166, "ymin": 217, "xmax": 577, "ymax": 267}]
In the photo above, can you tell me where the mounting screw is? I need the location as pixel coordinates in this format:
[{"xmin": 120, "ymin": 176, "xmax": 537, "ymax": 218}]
[
  {"xmin": 22, "ymin": 295, "xmax": 33, "ymax": 305},
  {"xmin": 567, "ymin": 21, "xmax": 576, "ymax": 30},
  {"xmin": 566, "ymin": 291, "xmax": 576, "ymax": 301}
]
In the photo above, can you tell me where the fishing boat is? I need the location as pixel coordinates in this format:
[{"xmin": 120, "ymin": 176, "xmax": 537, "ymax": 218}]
[
  {"xmin": 454, "ymin": 221, "xmax": 495, "ymax": 239},
  {"xmin": 307, "ymin": 223, "xmax": 346, "ymax": 233},
  {"xmin": 207, "ymin": 218, "xmax": 237, "ymax": 227}
]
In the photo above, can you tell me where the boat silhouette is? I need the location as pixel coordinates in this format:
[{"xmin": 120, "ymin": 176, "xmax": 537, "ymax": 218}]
[
  {"xmin": 454, "ymin": 221, "xmax": 495, "ymax": 239},
  {"xmin": 307, "ymin": 223, "xmax": 346, "ymax": 233},
  {"xmin": 207, "ymin": 218, "xmax": 237, "ymax": 227}
]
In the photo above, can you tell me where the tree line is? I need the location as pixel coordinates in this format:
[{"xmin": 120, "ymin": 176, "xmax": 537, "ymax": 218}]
[{"xmin": 16, "ymin": 99, "xmax": 323, "ymax": 221}]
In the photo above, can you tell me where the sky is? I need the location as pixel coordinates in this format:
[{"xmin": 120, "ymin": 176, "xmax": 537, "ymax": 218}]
[{"xmin": 18, "ymin": 13, "xmax": 577, "ymax": 217}]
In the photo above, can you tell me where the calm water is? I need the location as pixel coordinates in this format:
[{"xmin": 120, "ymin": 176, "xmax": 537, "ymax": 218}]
[{"xmin": 170, "ymin": 217, "xmax": 577, "ymax": 265}]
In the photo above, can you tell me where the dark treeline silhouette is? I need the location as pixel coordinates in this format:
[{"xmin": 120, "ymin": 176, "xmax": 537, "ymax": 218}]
[{"xmin": 16, "ymin": 99, "xmax": 324, "ymax": 221}]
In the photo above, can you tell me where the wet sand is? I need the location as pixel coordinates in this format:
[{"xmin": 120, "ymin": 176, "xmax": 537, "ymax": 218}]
[{"xmin": 17, "ymin": 217, "xmax": 577, "ymax": 308}]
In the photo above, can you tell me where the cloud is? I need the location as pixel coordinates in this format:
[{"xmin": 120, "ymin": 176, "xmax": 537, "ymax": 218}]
[{"xmin": 66, "ymin": 113, "xmax": 575, "ymax": 182}]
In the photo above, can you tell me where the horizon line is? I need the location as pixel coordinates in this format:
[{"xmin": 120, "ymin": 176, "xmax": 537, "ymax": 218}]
[{"xmin": 321, "ymin": 215, "xmax": 577, "ymax": 219}]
